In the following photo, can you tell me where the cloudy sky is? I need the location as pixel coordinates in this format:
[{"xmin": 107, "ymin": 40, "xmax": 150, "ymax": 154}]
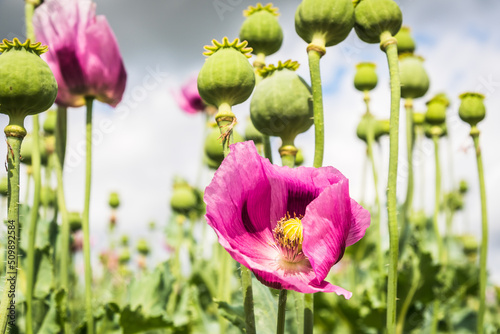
[{"xmin": 1, "ymin": 0, "xmax": 499, "ymax": 280}]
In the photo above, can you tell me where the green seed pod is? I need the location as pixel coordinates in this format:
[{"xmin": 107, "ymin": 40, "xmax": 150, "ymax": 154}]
[
  {"xmin": 0, "ymin": 38, "xmax": 57, "ymax": 127},
  {"xmin": 399, "ymin": 55, "xmax": 429, "ymax": 99},
  {"xmin": 170, "ymin": 184, "xmax": 198, "ymax": 214},
  {"xmin": 250, "ymin": 60, "xmax": 313, "ymax": 145},
  {"xmin": 458, "ymin": 92, "xmax": 486, "ymax": 127},
  {"xmin": 460, "ymin": 234, "xmax": 478, "ymax": 256},
  {"xmin": 0, "ymin": 176, "xmax": 8, "ymax": 197},
  {"xmin": 459, "ymin": 180, "xmax": 468, "ymax": 194},
  {"xmin": 118, "ymin": 249, "xmax": 131, "ymax": 265},
  {"xmin": 108, "ymin": 192, "xmax": 120, "ymax": 209},
  {"xmin": 20, "ymin": 134, "xmax": 48, "ymax": 165},
  {"xmin": 40, "ymin": 186, "xmax": 56, "ymax": 207},
  {"xmin": 376, "ymin": 119, "xmax": 390, "ymax": 139},
  {"xmin": 356, "ymin": 113, "xmax": 387, "ymax": 142},
  {"xmin": 394, "ymin": 26, "xmax": 415, "ymax": 54},
  {"xmin": 413, "ymin": 112, "xmax": 425, "ymax": 126},
  {"xmin": 204, "ymin": 124, "xmax": 245, "ymax": 167},
  {"xmin": 198, "ymin": 37, "xmax": 255, "ymax": 107},
  {"xmin": 354, "ymin": 62, "xmax": 377, "ymax": 92},
  {"xmin": 354, "ymin": 0, "xmax": 402, "ymax": 44},
  {"xmin": 43, "ymin": 109, "xmax": 57, "ymax": 135},
  {"xmin": 425, "ymin": 94, "xmax": 449, "ymax": 125},
  {"xmin": 239, "ymin": 3, "xmax": 283, "ymax": 57},
  {"xmin": 244, "ymin": 118, "xmax": 263, "ymax": 144},
  {"xmin": 121, "ymin": 235, "xmax": 129, "ymax": 247},
  {"xmin": 68, "ymin": 211, "xmax": 82, "ymax": 232},
  {"xmin": 136, "ymin": 239, "xmax": 150, "ymax": 256},
  {"xmin": 295, "ymin": 148, "xmax": 304, "ymax": 166},
  {"xmin": 445, "ymin": 191, "xmax": 464, "ymax": 212},
  {"xmin": 295, "ymin": 0, "xmax": 354, "ymax": 48}
]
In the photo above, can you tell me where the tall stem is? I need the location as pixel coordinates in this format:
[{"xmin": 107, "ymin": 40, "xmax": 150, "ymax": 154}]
[
  {"xmin": 308, "ymin": 48, "xmax": 325, "ymax": 168},
  {"xmin": 303, "ymin": 293, "xmax": 313, "ymax": 334},
  {"xmin": 367, "ymin": 135, "xmax": 383, "ymax": 274},
  {"xmin": 381, "ymin": 32, "xmax": 401, "ymax": 334},
  {"xmin": 432, "ymin": 134, "xmax": 444, "ymax": 262},
  {"xmin": 0, "ymin": 125, "xmax": 25, "ymax": 333},
  {"xmin": 82, "ymin": 97, "xmax": 95, "ymax": 334},
  {"xmin": 472, "ymin": 130, "xmax": 488, "ymax": 334},
  {"xmin": 25, "ymin": 115, "xmax": 42, "ymax": 334},
  {"xmin": 276, "ymin": 290, "xmax": 288, "ymax": 334},
  {"xmin": 241, "ymin": 266, "xmax": 256, "ymax": 334},
  {"xmin": 400, "ymin": 99, "xmax": 414, "ymax": 252}
]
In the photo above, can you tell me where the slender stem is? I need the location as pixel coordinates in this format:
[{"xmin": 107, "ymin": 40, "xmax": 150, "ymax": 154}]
[
  {"xmin": 82, "ymin": 97, "xmax": 95, "ymax": 334},
  {"xmin": 277, "ymin": 290, "xmax": 288, "ymax": 334},
  {"xmin": 263, "ymin": 135, "xmax": 273, "ymax": 163},
  {"xmin": 400, "ymin": 100, "xmax": 414, "ymax": 252},
  {"xmin": 25, "ymin": 115, "xmax": 42, "ymax": 334},
  {"xmin": 293, "ymin": 291, "xmax": 305, "ymax": 334},
  {"xmin": 381, "ymin": 32, "xmax": 401, "ymax": 334},
  {"xmin": 473, "ymin": 131, "xmax": 488, "ymax": 334},
  {"xmin": 280, "ymin": 154, "xmax": 295, "ymax": 168},
  {"xmin": 303, "ymin": 293, "xmax": 313, "ymax": 334},
  {"xmin": 54, "ymin": 107, "xmax": 71, "ymax": 333},
  {"xmin": 0, "ymin": 132, "xmax": 24, "ymax": 333},
  {"xmin": 432, "ymin": 134, "xmax": 444, "ymax": 262},
  {"xmin": 25, "ymin": 169, "xmax": 32, "ymax": 204},
  {"xmin": 56, "ymin": 106, "xmax": 67, "ymax": 166},
  {"xmin": 308, "ymin": 49, "xmax": 324, "ymax": 168},
  {"xmin": 396, "ymin": 254, "xmax": 420, "ymax": 334},
  {"xmin": 366, "ymin": 134, "xmax": 383, "ymax": 274},
  {"xmin": 241, "ymin": 267, "xmax": 256, "ymax": 334}
]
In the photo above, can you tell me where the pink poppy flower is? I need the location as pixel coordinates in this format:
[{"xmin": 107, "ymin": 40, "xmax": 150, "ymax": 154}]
[
  {"xmin": 33, "ymin": 0, "xmax": 126, "ymax": 108},
  {"xmin": 204, "ymin": 142, "xmax": 370, "ymax": 298},
  {"xmin": 172, "ymin": 76, "xmax": 205, "ymax": 114}
]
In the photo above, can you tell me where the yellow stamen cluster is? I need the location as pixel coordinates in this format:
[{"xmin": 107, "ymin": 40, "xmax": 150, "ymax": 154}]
[
  {"xmin": 273, "ymin": 213, "xmax": 304, "ymax": 262},
  {"xmin": 203, "ymin": 37, "xmax": 253, "ymax": 58}
]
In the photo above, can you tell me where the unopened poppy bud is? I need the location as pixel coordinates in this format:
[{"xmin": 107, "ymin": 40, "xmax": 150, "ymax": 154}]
[
  {"xmin": 295, "ymin": 0, "xmax": 354, "ymax": 50},
  {"xmin": 0, "ymin": 38, "xmax": 57, "ymax": 129},
  {"xmin": 251, "ymin": 60, "xmax": 313, "ymax": 146},
  {"xmin": 354, "ymin": 0, "xmax": 402, "ymax": 44},
  {"xmin": 69, "ymin": 211, "xmax": 82, "ymax": 232},
  {"xmin": 413, "ymin": 112, "xmax": 425, "ymax": 126},
  {"xmin": 198, "ymin": 37, "xmax": 255, "ymax": 108},
  {"xmin": 295, "ymin": 148, "xmax": 304, "ymax": 166},
  {"xmin": 394, "ymin": 26, "xmax": 415, "ymax": 54},
  {"xmin": 20, "ymin": 134, "xmax": 48, "ymax": 166},
  {"xmin": 170, "ymin": 184, "xmax": 198, "ymax": 214},
  {"xmin": 0, "ymin": 177, "xmax": 7, "ymax": 197},
  {"xmin": 204, "ymin": 124, "xmax": 244, "ymax": 168},
  {"xmin": 240, "ymin": 3, "xmax": 283, "ymax": 57},
  {"xmin": 43, "ymin": 110, "xmax": 57, "ymax": 135},
  {"xmin": 354, "ymin": 62, "xmax": 377, "ymax": 92},
  {"xmin": 244, "ymin": 118, "xmax": 264, "ymax": 144},
  {"xmin": 399, "ymin": 55, "xmax": 429, "ymax": 99},
  {"xmin": 137, "ymin": 239, "xmax": 150, "ymax": 256},
  {"xmin": 458, "ymin": 92, "xmax": 486, "ymax": 127},
  {"xmin": 108, "ymin": 192, "xmax": 120, "ymax": 209},
  {"xmin": 425, "ymin": 94, "xmax": 449, "ymax": 125},
  {"xmin": 459, "ymin": 180, "xmax": 468, "ymax": 194},
  {"xmin": 118, "ymin": 249, "xmax": 131, "ymax": 265},
  {"xmin": 40, "ymin": 186, "xmax": 56, "ymax": 207}
]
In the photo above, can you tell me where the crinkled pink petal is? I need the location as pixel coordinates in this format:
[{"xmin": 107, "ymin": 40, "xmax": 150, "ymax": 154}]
[
  {"xmin": 346, "ymin": 199, "xmax": 371, "ymax": 247},
  {"xmin": 302, "ymin": 180, "xmax": 353, "ymax": 284}
]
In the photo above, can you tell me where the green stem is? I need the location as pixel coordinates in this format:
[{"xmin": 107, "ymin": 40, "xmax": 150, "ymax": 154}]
[
  {"xmin": 277, "ymin": 290, "xmax": 287, "ymax": 334},
  {"xmin": 293, "ymin": 291, "xmax": 305, "ymax": 334},
  {"xmin": 280, "ymin": 152, "xmax": 296, "ymax": 168},
  {"xmin": 304, "ymin": 293, "xmax": 314, "ymax": 334},
  {"xmin": 54, "ymin": 107, "xmax": 71, "ymax": 333},
  {"xmin": 396, "ymin": 253, "xmax": 420, "ymax": 334},
  {"xmin": 381, "ymin": 32, "xmax": 401, "ymax": 334},
  {"xmin": 0, "ymin": 126, "xmax": 25, "ymax": 333},
  {"xmin": 432, "ymin": 134, "xmax": 444, "ymax": 262},
  {"xmin": 263, "ymin": 135, "xmax": 273, "ymax": 163},
  {"xmin": 56, "ymin": 106, "xmax": 67, "ymax": 166},
  {"xmin": 308, "ymin": 49, "xmax": 325, "ymax": 168},
  {"xmin": 400, "ymin": 100, "xmax": 414, "ymax": 252},
  {"xmin": 472, "ymin": 131, "xmax": 488, "ymax": 334},
  {"xmin": 25, "ymin": 114, "xmax": 42, "ymax": 334},
  {"xmin": 241, "ymin": 267, "xmax": 256, "ymax": 334},
  {"xmin": 83, "ymin": 97, "xmax": 95, "ymax": 334},
  {"xmin": 366, "ymin": 134, "xmax": 383, "ymax": 274}
]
